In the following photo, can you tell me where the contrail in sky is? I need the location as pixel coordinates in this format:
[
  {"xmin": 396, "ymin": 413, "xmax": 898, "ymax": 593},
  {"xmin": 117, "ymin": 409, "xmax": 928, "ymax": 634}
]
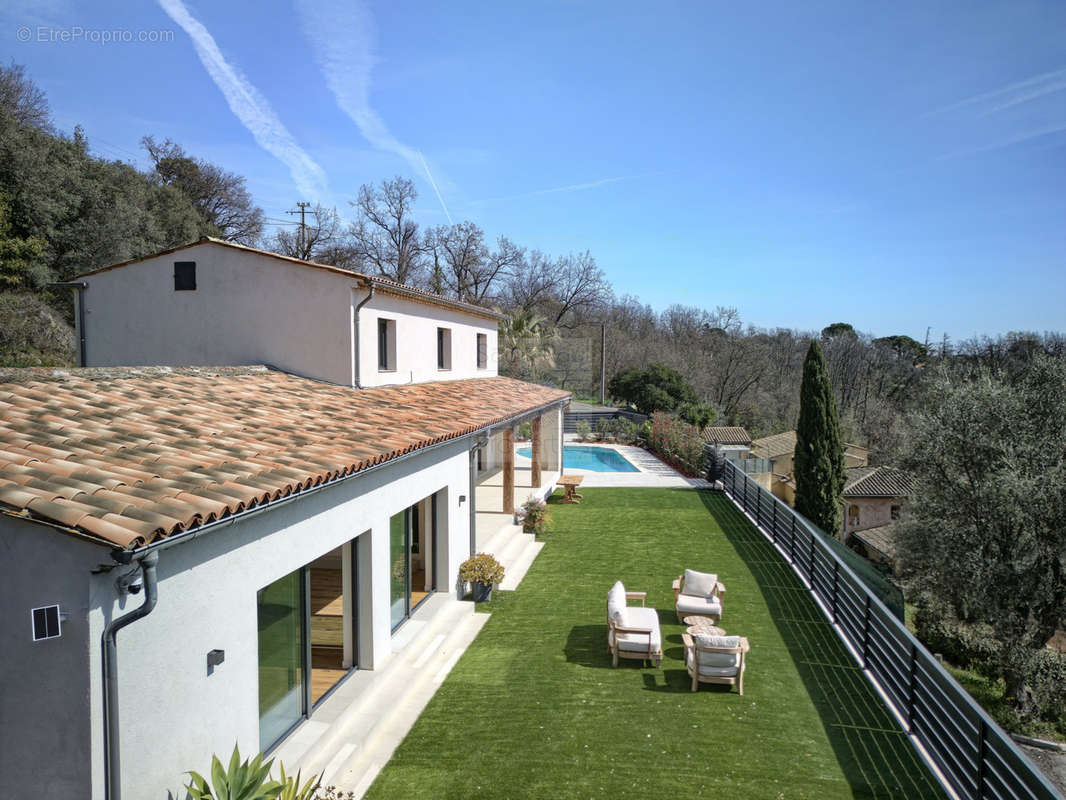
[
  {"xmin": 295, "ymin": 0, "xmax": 453, "ymax": 221},
  {"xmin": 157, "ymin": 0, "xmax": 328, "ymax": 199}
]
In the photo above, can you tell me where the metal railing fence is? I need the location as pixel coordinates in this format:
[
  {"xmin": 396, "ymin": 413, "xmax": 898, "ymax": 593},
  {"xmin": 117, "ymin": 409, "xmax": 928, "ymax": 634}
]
[{"xmin": 720, "ymin": 458, "xmax": 1062, "ymax": 800}]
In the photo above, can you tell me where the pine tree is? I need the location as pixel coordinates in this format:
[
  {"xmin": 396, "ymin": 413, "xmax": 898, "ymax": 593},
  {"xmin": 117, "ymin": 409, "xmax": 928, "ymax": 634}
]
[{"xmin": 794, "ymin": 340, "xmax": 846, "ymax": 535}]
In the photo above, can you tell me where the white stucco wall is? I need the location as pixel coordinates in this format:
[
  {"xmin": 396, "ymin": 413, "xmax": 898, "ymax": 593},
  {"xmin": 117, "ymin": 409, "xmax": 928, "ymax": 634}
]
[
  {"xmin": 81, "ymin": 242, "xmax": 499, "ymax": 387},
  {"xmin": 356, "ymin": 291, "xmax": 498, "ymax": 387},
  {"xmin": 82, "ymin": 243, "xmax": 355, "ymax": 385},
  {"xmin": 85, "ymin": 440, "xmax": 473, "ymax": 800}
]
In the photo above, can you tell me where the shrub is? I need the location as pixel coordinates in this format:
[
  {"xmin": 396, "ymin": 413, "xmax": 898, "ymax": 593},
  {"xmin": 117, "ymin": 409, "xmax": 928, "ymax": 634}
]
[
  {"xmin": 575, "ymin": 420, "xmax": 591, "ymax": 441},
  {"xmin": 459, "ymin": 553, "xmax": 505, "ymax": 585},
  {"xmin": 519, "ymin": 497, "xmax": 549, "ymax": 536},
  {"xmin": 645, "ymin": 411, "xmax": 705, "ymax": 476},
  {"xmin": 518, "ymin": 420, "xmax": 532, "ymax": 440},
  {"xmin": 595, "ymin": 417, "xmax": 613, "ymax": 441}
]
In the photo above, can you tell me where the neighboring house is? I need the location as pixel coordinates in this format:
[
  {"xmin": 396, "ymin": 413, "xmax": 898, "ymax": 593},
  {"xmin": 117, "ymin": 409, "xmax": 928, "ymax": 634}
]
[
  {"xmin": 842, "ymin": 466, "xmax": 913, "ymax": 563},
  {"xmin": 700, "ymin": 426, "xmax": 752, "ymax": 459},
  {"xmin": 748, "ymin": 430, "xmax": 870, "ymax": 506},
  {"xmin": 4, "ymin": 241, "xmax": 570, "ymax": 799}
]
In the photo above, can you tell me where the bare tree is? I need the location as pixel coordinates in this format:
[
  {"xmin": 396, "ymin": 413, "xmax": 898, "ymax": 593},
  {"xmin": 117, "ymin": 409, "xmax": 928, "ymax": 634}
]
[
  {"xmin": 548, "ymin": 250, "xmax": 611, "ymax": 327},
  {"xmin": 348, "ymin": 177, "xmax": 424, "ymax": 285},
  {"xmin": 0, "ymin": 62, "xmax": 51, "ymax": 130},
  {"xmin": 141, "ymin": 137, "xmax": 264, "ymax": 244}
]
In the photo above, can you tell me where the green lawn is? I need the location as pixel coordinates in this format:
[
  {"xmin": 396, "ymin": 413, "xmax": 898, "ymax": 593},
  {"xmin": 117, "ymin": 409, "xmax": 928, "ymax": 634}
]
[{"xmin": 365, "ymin": 488, "xmax": 944, "ymax": 799}]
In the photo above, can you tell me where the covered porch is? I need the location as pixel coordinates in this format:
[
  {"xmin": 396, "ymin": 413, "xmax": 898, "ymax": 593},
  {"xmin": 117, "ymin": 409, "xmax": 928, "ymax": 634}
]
[{"xmin": 472, "ymin": 406, "xmax": 564, "ymax": 551}]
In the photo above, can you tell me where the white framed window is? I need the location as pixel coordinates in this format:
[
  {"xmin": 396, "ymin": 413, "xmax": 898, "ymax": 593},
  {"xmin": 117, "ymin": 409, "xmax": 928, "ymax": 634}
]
[
  {"xmin": 476, "ymin": 333, "xmax": 487, "ymax": 370},
  {"xmin": 378, "ymin": 318, "xmax": 396, "ymax": 371},
  {"xmin": 437, "ymin": 327, "xmax": 452, "ymax": 370}
]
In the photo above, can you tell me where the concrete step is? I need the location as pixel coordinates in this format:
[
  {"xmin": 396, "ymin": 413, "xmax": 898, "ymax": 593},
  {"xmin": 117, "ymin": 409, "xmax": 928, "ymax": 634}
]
[
  {"xmin": 274, "ymin": 595, "xmax": 475, "ymax": 780},
  {"xmin": 480, "ymin": 520, "xmax": 522, "ymax": 556},
  {"xmin": 326, "ymin": 610, "xmax": 491, "ymax": 796},
  {"xmin": 498, "ymin": 538, "xmax": 544, "ymax": 591}
]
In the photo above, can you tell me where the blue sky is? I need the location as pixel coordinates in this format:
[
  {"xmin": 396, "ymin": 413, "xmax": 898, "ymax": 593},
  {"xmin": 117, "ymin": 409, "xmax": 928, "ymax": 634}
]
[{"xmin": 5, "ymin": 0, "xmax": 1065, "ymax": 341}]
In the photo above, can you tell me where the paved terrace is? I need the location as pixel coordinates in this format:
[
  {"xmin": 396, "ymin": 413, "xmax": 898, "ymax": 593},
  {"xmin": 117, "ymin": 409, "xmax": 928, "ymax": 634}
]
[{"xmin": 362, "ymin": 488, "xmax": 944, "ymax": 799}]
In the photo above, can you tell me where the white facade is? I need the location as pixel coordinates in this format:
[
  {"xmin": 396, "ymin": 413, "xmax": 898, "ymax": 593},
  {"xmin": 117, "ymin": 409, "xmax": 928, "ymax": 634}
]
[
  {"xmin": 86, "ymin": 438, "xmax": 473, "ymax": 800},
  {"xmin": 79, "ymin": 241, "xmax": 499, "ymax": 387}
]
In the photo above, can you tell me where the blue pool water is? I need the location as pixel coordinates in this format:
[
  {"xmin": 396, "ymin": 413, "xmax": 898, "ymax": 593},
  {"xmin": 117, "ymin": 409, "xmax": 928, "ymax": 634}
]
[{"xmin": 517, "ymin": 445, "xmax": 639, "ymax": 473}]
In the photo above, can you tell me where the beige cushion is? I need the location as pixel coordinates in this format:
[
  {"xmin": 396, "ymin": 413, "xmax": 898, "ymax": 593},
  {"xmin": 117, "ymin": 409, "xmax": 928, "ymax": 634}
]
[
  {"xmin": 611, "ymin": 606, "xmax": 661, "ymax": 653},
  {"xmin": 686, "ymin": 646, "xmax": 741, "ymax": 675},
  {"xmin": 684, "ymin": 569, "xmax": 718, "ymax": 597},
  {"xmin": 690, "ymin": 635, "xmax": 741, "ymax": 674},
  {"xmin": 676, "ymin": 594, "xmax": 722, "ymax": 616},
  {"xmin": 607, "ymin": 581, "xmax": 626, "ymax": 622}
]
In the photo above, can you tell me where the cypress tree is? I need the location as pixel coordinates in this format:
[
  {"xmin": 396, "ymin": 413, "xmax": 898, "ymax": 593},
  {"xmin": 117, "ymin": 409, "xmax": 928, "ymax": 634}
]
[{"xmin": 794, "ymin": 340, "xmax": 846, "ymax": 535}]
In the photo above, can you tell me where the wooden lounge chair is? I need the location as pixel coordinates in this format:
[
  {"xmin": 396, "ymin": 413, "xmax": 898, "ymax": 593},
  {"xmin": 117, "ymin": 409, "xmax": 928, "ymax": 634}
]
[
  {"xmin": 682, "ymin": 632, "xmax": 749, "ymax": 694},
  {"xmin": 606, "ymin": 581, "xmax": 662, "ymax": 667},
  {"xmin": 673, "ymin": 568, "xmax": 725, "ymax": 624}
]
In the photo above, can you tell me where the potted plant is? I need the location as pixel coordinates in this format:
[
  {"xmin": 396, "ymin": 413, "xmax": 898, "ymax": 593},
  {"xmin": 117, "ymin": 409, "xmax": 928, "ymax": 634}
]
[
  {"xmin": 518, "ymin": 497, "xmax": 549, "ymax": 537},
  {"xmin": 459, "ymin": 553, "xmax": 505, "ymax": 602}
]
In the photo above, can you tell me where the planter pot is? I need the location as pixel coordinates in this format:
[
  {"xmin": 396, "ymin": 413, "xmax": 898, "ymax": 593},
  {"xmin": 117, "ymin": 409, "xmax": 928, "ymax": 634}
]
[{"xmin": 471, "ymin": 581, "xmax": 493, "ymax": 602}]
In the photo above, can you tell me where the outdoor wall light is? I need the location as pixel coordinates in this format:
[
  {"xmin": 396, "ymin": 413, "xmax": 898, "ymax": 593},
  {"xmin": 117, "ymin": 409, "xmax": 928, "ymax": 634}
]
[
  {"xmin": 459, "ymin": 494, "xmax": 466, "ymax": 505},
  {"xmin": 207, "ymin": 649, "xmax": 225, "ymax": 675}
]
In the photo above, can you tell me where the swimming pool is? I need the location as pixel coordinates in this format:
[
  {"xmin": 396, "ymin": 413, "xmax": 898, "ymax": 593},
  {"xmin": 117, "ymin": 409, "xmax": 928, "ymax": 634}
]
[{"xmin": 516, "ymin": 445, "xmax": 640, "ymax": 473}]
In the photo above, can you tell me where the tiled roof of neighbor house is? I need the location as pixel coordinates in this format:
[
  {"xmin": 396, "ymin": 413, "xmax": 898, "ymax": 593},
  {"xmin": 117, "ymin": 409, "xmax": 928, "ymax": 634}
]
[
  {"xmin": 72, "ymin": 237, "xmax": 505, "ymax": 321},
  {"xmin": 750, "ymin": 430, "xmax": 797, "ymax": 460},
  {"xmin": 0, "ymin": 366, "xmax": 568, "ymax": 549},
  {"xmin": 752, "ymin": 430, "xmax": 869, "ymax": 463},
  {"xmin": 701, "ymin": 426, "xmax": 752, "ymax": 446},
  {"xmin": 850, "ymin": 524, "xmax": 898, "ymax": 560},
  {"xmin": 843, "ymin": 466, "xmax": 912, "ymax": 498}
]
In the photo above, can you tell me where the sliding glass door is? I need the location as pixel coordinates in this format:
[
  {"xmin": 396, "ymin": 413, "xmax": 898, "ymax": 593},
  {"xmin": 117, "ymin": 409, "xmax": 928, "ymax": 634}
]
[
  {"xmin": 390, "ymin": 497, "xmax": 437, "ymax": 632},
  {"xmin": 390, "ymin": 509, "xmax": 409, "ymax": 629},
  {"xmin": 257, "ymin": 569, "xmax": 305, "ymax": 748},
  {"xmin": 258, "ymin": 538, "xmax": 361, "ymax": 750}
]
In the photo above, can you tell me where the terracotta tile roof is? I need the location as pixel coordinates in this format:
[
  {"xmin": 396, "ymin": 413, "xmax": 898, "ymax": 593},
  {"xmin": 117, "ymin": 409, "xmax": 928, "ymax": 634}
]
[
  {"xmin": 850, "ymin": 524, "xmax": 898, "ymax": 560},
  {"xmin": 843, "ymin": 466, "xmax": 912, "ymax": 498},
  {"xmin": 752, "ymin": 430, "xmax": 868, "ymax": 463},
  {"xmin": 72, "ymin": 238, "xmax": 504, "ymax": 321},
  {"xmin": 701, "ymin": 426, "xmax": 752, "ymax": 446},
  {"xmin": 750, "ymin": 430, "xmax": 797, "ymax": 460},
  {"xmin": 0, "ymin": 366, "xmax": 568, "ymax": 549}
]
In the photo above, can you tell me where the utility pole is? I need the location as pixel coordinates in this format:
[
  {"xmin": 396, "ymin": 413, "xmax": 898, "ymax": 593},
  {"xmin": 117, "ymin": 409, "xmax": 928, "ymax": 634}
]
[
  {"xmin": 286, "ymin": 201, "xmax": 311, "ymax": 257},
  {"xmin": 600, "ymin": 322, "xmax": 607, "ymax": 406}
]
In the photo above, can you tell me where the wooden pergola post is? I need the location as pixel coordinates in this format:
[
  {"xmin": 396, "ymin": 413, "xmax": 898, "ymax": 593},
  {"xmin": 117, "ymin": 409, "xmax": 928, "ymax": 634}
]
[
  {"xmin": 503, "ymin": 427, "xmax": 515, "ymax": 515},
  {"xmin": 530, "ymin": 416, "xmax": 542, "ymax": 488}
]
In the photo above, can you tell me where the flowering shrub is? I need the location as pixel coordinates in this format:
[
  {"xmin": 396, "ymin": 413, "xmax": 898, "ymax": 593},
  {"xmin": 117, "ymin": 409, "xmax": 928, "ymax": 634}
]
[
  {"xmin": 459, "ymin": 553, "xmax": 505, "ymax": 585},
  {"xmin": 519, "ymin": 497, "xmax": 549, "ymax": 536},
  {"xmin": 645, "ymin": 411, "xmax": 705, "ymax": 476}
]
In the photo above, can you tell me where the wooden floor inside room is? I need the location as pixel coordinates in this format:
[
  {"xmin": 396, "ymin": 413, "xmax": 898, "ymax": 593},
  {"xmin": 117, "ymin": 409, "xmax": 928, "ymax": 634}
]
[
  {"xmin": 411, "ymin": 567, "xmax": 429, "ymax": 607},
  {"xmin": 310, "ymin": 566, "xmax": 348, "ymax": 704},
  {"xmin": 311, "ymin": 646, "xmax": 347, "ymax": 704}
]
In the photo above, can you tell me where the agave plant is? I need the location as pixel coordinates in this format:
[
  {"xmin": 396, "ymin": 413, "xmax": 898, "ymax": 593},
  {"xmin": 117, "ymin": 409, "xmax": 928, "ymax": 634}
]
[
  {"xmin": 277, "ymin": 764, "xmax": 321, "ymax": 800},
  {"xmin": 185, "ymin": 744, "xmax": 283, "ymax": 800}
]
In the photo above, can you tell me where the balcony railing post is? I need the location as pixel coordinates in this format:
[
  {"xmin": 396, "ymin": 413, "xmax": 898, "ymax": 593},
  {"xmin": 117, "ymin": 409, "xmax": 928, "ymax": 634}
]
[
  {"xmin": 977, "ymin": 718, "xmax": 988, "ymax": 799},
  {"xmin": 809, "ymin": 528, "xmax": 816, "ymax": 582},
  {"xmin": 831, "ymin": 561, "xmax": 838, "ymax": 623},
  {"xmin": 771, "ymin": 500, "xmax": 778, "ymax": 544},
  {"xmin": 862, "ymin": 594, "xmax": 871, "ymax": 669},
  {"xmin": 907, "ymin": 643, "xmax": 917, "ymax": 732}
]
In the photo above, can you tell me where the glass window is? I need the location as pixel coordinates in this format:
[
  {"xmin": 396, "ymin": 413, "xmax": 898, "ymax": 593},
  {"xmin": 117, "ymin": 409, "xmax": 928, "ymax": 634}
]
[
  {"xmin": 257, "ymin": 569, "xmax": 305, "ymax": 748},
  {"xmin": 437, "ymin": 327, "xmax": 452, "ymax": 370},
  {"xmin": 477, "ymin": 333, "xmax": 487, "ymax": 369},
  {"xmin": 390, "ymin": 509, "xmax": 408, "ymax": 630},
  {"xmin": 378, "ymin": 319, "xmax": 390, "ymax": 370}
]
